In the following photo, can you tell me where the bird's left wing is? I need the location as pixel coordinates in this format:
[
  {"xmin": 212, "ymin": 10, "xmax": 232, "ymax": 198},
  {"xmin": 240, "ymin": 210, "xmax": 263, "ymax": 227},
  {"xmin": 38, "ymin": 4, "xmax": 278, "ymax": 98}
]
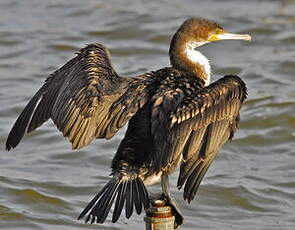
[
  {"xmin": 151, "ymin": 75, "xmax": 247, "ymax": 203},
  {"xmin": 6, "ymin": 44, "xmax": 156, "ymax": 150}
]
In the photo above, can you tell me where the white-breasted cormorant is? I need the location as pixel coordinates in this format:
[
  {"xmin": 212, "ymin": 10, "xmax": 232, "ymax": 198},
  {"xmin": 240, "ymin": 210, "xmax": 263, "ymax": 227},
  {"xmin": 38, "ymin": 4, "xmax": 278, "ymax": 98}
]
[{"xmin": 6, "ymin": 18, "xmax": 251, "ymax": 228}]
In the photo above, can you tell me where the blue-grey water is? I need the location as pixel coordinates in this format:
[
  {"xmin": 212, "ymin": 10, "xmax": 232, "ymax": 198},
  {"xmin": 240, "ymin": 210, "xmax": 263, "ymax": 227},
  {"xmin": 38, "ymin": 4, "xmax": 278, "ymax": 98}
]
[{"xmin": 0, "ymin": 0, "xmax": 294, "ymax": 229}]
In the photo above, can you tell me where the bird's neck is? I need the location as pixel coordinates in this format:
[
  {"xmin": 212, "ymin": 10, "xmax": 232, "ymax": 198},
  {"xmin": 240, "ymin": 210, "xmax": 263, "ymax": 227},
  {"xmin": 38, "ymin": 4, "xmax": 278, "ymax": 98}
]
[{"xmin": 169, "ymin": 38, "xmax": 211, "ymax": 86}]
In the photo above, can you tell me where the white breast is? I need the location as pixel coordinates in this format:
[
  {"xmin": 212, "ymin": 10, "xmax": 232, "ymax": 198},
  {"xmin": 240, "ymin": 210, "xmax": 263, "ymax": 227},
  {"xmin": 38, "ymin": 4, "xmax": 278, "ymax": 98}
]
[{"xmin": 185, "ymin": 42, "xmax": 211, "ymax": 86}]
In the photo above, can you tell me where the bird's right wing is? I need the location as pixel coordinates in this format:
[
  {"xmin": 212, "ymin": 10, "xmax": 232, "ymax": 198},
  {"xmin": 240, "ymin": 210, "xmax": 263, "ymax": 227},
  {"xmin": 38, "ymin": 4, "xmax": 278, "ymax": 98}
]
[
  {"xmin": 151, "ymin": 75, "xmax": 247, "ymax": 202},
  {"xmin": 6, "ymin": 44, "xmax": 155, "ymax": 150}
]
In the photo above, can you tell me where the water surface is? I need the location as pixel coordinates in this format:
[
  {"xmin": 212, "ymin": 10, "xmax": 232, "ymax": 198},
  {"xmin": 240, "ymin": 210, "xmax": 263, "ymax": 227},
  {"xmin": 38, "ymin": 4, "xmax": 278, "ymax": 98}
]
[{"xmin": 0, "ymin": 0, "xmax": 294, "ymax": 229}]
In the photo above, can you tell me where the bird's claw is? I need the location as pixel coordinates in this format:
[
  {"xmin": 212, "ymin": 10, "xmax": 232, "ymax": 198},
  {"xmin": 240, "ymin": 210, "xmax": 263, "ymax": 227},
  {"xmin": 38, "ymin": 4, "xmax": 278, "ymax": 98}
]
[{"xmin": 150, "ymin": 193, "xmax": 184, "ymax": 229}]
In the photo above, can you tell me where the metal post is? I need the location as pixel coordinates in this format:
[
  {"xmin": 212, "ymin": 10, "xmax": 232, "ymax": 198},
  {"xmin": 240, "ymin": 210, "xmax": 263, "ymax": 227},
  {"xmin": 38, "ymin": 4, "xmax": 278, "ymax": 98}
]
[{"xmin": 144, "ymin": 199, "xmax": 175, "ymax": 230}]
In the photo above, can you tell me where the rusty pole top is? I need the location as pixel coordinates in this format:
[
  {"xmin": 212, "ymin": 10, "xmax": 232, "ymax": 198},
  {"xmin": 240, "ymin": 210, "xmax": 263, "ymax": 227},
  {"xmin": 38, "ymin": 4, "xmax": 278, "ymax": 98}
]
[{"xmin": 144, "ymin": 199, "xmax": 175, "ymax": 230}]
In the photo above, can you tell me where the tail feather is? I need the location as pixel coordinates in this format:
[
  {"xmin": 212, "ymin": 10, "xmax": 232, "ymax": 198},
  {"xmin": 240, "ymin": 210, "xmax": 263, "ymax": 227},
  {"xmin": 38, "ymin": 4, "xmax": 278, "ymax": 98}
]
[
  {"xmin": 78, "ymin": 177, "xmax": 149, "ymax": 224},
  {"xmin": 98, "ymin": 181, "xmax": 121, "ymax": 223},
  {"xmin": 125, "ymin": 180, "xmax": 134, "ymax": 219},
  {"xmin": 112, "ymin": 181, "xmax": 127, "ymax": 222},
  {"xmin": 137, "ymin": 179, "xmax": 150, "ymax": 209},
  {"xmin": 91, "ymin": 179, "xmax": 119, "ymax": 223},
  {"xmin": 78, "ymin": 180, "xmax": 111, "ymax": 220},
  {"xmin": 133, "ymin": 179, "xmax": 142, "ymax": 214}
]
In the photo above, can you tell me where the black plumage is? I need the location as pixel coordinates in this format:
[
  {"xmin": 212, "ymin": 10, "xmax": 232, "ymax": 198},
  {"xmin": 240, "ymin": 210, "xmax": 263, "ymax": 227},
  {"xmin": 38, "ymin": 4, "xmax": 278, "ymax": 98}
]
[{"xmin": 6, "ymin": 18, "xmax": 250, "ymax": 228}]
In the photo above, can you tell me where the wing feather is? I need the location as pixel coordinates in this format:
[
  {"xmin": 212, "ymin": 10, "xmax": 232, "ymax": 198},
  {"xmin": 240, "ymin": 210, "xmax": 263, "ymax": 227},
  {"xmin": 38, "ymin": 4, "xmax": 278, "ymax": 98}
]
[
  {"xmin": 6, "ymin": 44, "xmax": 156, "ymax": 150},
  {"xmin": 151, "ymin": 75, "xmax": 247, "ymax": 202}
]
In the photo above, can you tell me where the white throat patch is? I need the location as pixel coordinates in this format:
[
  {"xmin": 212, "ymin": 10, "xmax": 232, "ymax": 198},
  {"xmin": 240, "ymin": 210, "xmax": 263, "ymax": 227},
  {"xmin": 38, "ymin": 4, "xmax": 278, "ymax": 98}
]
[{"xmin": 185, "ymin": 42, "xmax": 211, "ymax": 86}]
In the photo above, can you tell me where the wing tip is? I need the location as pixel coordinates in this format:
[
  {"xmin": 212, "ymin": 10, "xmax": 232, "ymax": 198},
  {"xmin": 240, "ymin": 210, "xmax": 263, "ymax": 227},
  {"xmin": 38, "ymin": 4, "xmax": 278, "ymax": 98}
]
[
  {"xmin": 6, "ymin": 131, "xmax": 22, "ymax": 151},
  {"xmin": 5, "ymin": 144, "xmax": 12, "ymax": 151}
]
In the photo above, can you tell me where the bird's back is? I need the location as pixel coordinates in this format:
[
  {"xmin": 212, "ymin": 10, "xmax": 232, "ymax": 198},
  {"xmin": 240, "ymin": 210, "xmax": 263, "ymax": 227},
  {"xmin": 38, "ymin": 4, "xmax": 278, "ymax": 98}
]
[{"xmin": 111, "ymin": 67, "xmax": 206, "ymax": 178}]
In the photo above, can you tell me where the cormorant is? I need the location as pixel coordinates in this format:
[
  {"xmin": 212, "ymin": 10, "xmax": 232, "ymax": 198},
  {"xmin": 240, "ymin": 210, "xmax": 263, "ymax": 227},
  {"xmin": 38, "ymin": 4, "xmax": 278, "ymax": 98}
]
[{"xmin": 6, "ymin": 18, "xmax": 250, "ymax": 228}]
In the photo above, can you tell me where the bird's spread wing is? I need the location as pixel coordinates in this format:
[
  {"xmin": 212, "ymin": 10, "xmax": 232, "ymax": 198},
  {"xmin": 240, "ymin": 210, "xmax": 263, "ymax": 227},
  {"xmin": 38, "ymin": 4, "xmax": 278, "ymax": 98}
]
[
  {"xmin": 151, "ymin": 75, "xmax": 247, "ymax": 202},
  {"xmin": 6, "ymin": 44, "xmax": 155, "ymax": 150}
]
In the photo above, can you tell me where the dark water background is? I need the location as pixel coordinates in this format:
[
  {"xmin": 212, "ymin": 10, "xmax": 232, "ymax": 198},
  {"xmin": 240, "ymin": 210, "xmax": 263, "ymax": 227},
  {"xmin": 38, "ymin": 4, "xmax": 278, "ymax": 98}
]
[{"xmin": 0, "ymin": 0, "xmax": 294, "ymax": 229}]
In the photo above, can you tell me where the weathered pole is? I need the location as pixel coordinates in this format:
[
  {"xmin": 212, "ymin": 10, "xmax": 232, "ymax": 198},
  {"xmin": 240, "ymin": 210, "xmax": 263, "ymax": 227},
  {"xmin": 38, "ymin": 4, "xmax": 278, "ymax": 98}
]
[{"xmin": 144, "ymin": 199, "xmax": 175, "ymax": 230}]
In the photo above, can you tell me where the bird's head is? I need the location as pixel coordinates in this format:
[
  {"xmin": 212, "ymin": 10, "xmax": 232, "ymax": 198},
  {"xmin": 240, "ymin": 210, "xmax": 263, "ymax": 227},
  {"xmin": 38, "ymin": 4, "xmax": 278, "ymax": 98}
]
[
  {"xmin": 169, "ymin": 18, "xmax": 251, "ymax": 85},
  {"xmin": 175, "ymin": 18, "xmax": 251, "ymax": 48}
]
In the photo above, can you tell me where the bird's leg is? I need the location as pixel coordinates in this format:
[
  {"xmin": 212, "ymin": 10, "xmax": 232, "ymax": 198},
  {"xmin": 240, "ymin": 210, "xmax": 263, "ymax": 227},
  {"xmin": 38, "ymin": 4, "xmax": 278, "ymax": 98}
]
[{"xmin": 161, "ymin": 173, "xmax": 184, "ymax": 229}]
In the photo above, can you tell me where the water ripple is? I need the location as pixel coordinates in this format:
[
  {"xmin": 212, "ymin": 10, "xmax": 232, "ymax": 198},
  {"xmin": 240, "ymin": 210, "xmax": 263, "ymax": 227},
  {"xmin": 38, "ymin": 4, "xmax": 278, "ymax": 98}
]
[{"xmin": 0, "ymin": 0, "xmax": 294, "ymax": 229}]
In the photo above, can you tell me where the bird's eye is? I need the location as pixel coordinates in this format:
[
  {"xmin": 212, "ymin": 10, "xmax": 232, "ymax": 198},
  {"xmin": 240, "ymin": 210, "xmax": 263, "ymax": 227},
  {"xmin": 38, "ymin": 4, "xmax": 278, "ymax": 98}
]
[{"xmin": 215, "ymin": 28, "xmax": 224, "ymax": 34}]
